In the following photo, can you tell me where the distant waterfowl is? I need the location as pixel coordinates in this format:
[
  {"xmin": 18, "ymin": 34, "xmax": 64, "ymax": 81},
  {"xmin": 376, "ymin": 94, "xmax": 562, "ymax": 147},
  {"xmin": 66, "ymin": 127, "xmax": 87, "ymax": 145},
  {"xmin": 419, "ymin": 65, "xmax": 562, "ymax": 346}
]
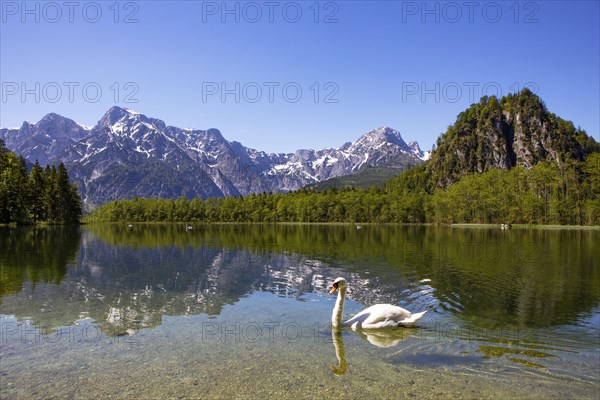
[
  {"xmin": 186, "ymin": 225, "xmax": 193, "ymax": 230},
  {"xmin": 329, "ymin": 277, "xmax": 427, "ymax": 329},
  {"xmin": 128, "ymin": 224, "xmax": 133, "ymax": 228},
  {"xmin": 500, "ymin": 223, "xmax": 512, "ymax": 229},
  {"xmin": 356, "ymin": 225, "xmax": 362, "ymax": 230}
]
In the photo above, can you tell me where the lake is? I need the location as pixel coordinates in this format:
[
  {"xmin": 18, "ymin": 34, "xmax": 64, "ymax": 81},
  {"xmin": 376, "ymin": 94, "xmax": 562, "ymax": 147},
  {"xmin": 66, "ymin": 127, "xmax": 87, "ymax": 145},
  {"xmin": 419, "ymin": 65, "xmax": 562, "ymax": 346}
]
[{"xmin": 1, "ymin": 224, "xmax": 598, "ymax": 399}]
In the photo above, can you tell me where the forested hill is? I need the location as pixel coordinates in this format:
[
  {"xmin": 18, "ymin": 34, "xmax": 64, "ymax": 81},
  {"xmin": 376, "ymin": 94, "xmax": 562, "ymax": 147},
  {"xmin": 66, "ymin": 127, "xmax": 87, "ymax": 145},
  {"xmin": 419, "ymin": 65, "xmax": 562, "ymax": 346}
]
[
  {"xmin": 428, "ymin": 89, "xmax": 599, "ymax": 187},
  {"xmin": 87, "ymin": 89, "xmax": 600, "ymax": 226},
  {"xmin": 0, "ymin": 139, "xmax": 82, "ymax": 224}
]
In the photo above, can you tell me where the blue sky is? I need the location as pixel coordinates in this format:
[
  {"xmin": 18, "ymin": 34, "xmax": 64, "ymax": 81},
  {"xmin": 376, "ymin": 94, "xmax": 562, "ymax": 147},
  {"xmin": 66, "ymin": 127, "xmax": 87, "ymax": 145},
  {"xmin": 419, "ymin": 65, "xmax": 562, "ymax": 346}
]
[{"xmin": 1, "ymin": 1, "xmax": 598, "ymax": 153}]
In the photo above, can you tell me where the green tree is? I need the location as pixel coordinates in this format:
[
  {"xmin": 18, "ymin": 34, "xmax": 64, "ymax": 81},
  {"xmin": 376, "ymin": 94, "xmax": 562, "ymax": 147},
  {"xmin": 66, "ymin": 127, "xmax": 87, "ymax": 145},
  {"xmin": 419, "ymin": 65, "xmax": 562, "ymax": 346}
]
[
  {"xmin": 0, "ymin": 147, "xmax": 29, "ymax": 224},
  {"xmin": 45, "ymin": 165, "xmax": 59, "ymax": 222},
  {"xmin": 29, "ymin": 160, "xmax": 48, "ymax": 223},
  {"xmin": 55, "ymin": 163, "xmax": 82, "ymax": 224}
]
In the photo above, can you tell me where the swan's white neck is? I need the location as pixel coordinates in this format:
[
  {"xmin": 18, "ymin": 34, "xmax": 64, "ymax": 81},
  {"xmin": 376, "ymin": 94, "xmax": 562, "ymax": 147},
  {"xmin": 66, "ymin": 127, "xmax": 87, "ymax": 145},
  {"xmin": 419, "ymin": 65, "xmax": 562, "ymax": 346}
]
[{"xmin": 332, "ymin": 286, "xmax": 346, "ymax": 328}]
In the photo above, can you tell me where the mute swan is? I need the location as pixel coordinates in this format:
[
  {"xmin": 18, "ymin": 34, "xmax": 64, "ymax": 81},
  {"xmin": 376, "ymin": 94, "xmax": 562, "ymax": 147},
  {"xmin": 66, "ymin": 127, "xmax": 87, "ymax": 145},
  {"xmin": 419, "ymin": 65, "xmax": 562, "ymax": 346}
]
[{"xmin": 329, "ymin": 277, "xmax": 427, "ymax": 329}]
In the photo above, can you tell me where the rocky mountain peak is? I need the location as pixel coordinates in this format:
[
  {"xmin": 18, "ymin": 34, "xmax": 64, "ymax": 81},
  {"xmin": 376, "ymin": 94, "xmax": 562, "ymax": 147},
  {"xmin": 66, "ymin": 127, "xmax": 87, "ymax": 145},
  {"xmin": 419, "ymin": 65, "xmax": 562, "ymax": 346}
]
[
  {"xmin": 354, "ymin": 127, "xmax": 410, "ymax": 151},
  {"xmin": 36, "ymin": 112, "xmax": 63, "ymax": 123},
  {"xmin": 1, "ymin": 108, "xmax": 426, "ymax": 207},
  {"xmin": 99, "ymin": 106, "xmax": 143, "ymax": 127},
  {"xmin": 427, "ymin": 89, "xmax": 599, "ymax": 187},
  {"xmin": 408, "ymin": 140, "xmax": 429, "ymax": 160},
  {"xmin": 206, "ymin": 128, "xmax": 226, "ymax": 142},
  {"xmin": 35, "ymin": 113, "xmax": 87, "ymax": 137}
]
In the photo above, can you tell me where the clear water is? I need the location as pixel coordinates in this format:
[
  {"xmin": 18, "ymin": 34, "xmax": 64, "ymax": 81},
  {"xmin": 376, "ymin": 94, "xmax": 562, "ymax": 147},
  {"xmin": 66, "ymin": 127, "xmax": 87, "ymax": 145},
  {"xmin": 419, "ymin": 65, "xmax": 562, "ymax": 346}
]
[{"xmin": 1, "ymin": 224, "xmax": 598, "ymax": 399}]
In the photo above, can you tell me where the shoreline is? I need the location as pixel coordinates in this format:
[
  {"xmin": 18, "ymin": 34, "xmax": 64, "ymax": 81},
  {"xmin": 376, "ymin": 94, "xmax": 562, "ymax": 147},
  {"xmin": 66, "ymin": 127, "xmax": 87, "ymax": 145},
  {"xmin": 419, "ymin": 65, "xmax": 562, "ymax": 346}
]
[{"xmin": 4, "ymin": 221, "xmax": 599, "ymax": 230}]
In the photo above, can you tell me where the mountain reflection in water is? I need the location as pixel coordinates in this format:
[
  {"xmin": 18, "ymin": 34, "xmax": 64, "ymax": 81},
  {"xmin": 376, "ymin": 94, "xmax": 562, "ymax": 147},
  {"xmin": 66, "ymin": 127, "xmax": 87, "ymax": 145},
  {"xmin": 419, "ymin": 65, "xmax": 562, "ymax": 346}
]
[{"xmin": 1, "ymin": 224, "xmax": 598, "ymax": 337}]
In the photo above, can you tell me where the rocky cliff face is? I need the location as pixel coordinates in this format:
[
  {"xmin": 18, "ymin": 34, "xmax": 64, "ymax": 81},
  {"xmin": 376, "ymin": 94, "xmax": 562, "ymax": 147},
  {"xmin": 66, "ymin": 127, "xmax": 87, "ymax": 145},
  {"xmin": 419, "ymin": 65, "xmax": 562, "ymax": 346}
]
[
  {"xmin": 0, "ymin": 113, "xmax": 89, "ymax": 166},
  {"xmin": 428, "ymin": 89, "xmax": 598, "ymax": 187},
  {"xmin": 1, "ymin": 108, "xmax": 427, "ymax": 207}
]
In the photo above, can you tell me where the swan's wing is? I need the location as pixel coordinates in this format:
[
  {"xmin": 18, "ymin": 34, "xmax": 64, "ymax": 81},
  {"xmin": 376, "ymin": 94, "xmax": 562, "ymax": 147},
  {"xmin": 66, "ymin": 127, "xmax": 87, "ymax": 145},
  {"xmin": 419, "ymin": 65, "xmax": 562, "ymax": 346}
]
[
  {"xmin": 363, "ymin": 304, "xmax": 412, "ymax": 323},
  {"xmin": 344, "ymin": 304, "xmax": 413, "ymax": 329}
]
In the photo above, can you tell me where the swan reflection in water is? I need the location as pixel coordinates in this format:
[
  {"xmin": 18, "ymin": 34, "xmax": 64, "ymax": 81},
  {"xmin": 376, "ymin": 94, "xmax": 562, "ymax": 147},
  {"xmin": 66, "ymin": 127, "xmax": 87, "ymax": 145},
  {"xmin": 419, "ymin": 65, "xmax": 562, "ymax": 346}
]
[
  {"xmin": 330, "ymin": 327, "xmax": 415, "ymax": 376},
  {"xmin": 330, "ymin": 330, "xmax": 348, "ymax": 376}
]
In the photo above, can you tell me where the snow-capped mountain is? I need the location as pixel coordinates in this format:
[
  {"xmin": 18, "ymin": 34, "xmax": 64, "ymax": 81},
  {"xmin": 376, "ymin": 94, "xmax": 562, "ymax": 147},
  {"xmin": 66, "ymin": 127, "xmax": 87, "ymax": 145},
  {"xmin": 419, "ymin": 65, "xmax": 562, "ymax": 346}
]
[
  {"xmin": 0, "ymin": 107, "xmax": 427, "ymax": 207},
  {"xmin": 1, "ymin": 113, "xmax": 90, "ymax": 165},
  {"xmin": 408, "ymin": 140, "xmax": 431, "ymax": 161}
]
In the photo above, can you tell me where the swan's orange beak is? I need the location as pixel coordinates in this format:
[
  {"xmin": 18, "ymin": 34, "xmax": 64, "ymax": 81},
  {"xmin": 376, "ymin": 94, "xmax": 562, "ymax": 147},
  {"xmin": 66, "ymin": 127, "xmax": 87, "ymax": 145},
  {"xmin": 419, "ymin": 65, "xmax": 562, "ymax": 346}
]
[{"xmin": 329, "ymin": 284, "xmax": 338, "ymax": 294}]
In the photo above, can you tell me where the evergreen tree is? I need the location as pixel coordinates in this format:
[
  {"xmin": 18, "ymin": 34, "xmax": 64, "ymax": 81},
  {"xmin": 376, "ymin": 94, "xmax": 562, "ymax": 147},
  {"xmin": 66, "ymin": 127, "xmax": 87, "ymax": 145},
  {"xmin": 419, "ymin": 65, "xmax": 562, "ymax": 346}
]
[
  {"xmin": 45, "ymin": 165, "xmax": 59, "ymax": 223},
  {"xmin": 55, "ymin": 162, "xmax": 82, "ymax": 224},
  {"xmin": 0, "ymin": 147, "xmax": 29, "ymax": 224},
  {"xmin": 29, "ymin": 160, "xmax": 48, "ymax": 223}
]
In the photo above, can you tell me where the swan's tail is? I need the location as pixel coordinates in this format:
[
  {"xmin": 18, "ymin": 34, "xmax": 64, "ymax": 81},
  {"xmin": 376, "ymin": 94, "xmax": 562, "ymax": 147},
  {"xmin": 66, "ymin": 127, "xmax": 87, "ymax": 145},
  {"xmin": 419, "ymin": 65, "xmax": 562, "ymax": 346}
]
[{"xmin": 399, "ymin": 311, "xmax": 427, "ymax": 328}]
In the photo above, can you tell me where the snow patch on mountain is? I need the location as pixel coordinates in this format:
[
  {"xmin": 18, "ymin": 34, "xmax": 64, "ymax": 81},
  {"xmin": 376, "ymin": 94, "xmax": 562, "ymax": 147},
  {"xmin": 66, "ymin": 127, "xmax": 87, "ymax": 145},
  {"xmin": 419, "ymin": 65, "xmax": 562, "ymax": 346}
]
[{"xmin": 1, "ymin": 107, "xmax": 428, "ymax": 206}]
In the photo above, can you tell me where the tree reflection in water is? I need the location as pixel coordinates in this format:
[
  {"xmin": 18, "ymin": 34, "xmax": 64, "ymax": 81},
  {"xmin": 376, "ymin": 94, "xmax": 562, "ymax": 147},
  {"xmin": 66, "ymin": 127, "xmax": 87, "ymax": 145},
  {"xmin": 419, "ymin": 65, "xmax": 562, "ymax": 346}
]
[{"xmin": 1, "ymin": 224, "xmax": 598, "ymax": 338}]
